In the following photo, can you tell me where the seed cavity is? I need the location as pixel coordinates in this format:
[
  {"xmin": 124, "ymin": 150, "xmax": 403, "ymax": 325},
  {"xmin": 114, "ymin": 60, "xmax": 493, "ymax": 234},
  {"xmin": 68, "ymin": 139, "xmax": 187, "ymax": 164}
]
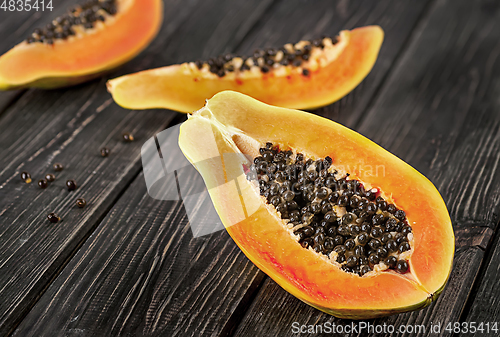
[
  {"xmin": 192, "ymin": 35, "xmax": 339, "ymax": 77},
  {"xmin": 25, "ymin": 0, "xmax": 117, "ymax": 45},
  {"xmin": 246, "ymin": 142, "xmax": 413, "ymax": 277}
]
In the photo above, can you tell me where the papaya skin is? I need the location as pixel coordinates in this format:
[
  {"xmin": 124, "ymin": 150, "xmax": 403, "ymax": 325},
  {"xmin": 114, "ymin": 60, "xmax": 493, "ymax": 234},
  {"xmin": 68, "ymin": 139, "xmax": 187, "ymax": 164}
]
[
  {"xmin": 107, "ymin": 25, "xmax": 384, "ymax": 113},
  {"xmin": 178, "ymin": 91, "xmax": 454, "ymax": 319},
  {"xmin": 0, "ymin": 0, "xmax": 163, "ymax": 90}
]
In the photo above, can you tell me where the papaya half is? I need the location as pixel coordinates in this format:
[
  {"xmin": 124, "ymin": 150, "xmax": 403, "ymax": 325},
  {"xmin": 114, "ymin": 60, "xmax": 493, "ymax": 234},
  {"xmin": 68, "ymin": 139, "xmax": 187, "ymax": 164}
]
[
  {"xmin": 107, "ymin": 25, "xmax": 384, "ymax": 113},
  {"xmin": 178, "ymin": 91, "xmax": 454, "ymax": 319},
  {"xmin": 0, "ymin": 0, "xmax": 163, "ymax": 90}
]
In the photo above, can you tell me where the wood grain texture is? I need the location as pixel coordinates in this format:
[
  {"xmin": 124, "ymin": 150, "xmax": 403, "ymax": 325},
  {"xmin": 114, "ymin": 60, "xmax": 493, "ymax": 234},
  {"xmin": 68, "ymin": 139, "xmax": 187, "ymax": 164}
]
[
  {"xmin": 13, "ymin": 170, "xmax": 265, "ymax": 337},
  {"xmin": 233, "ymin": 0, "xmax": 500, "ymax": 335},
  {"xmin": 234, "ymin": 0, "xmax": 434, "ymax": 127},
  {"xmin": 2, "ymin": 0, "xmax": 499, "ymax": 336},
  {"xmin": 0, "ymin": 0, "xmax": 212, "ymax": 333},
  {"xmin": 454, "ymin": 226, "xmax": 493, "ymax": 250},
  {"xmin": 0, "ymin": 85, "xmax": 175, "ymax": 335},
  {"xmin": 10, "ymin": 2, "xmax": 441, "ymax": 336},
  {"xmin": 6, "ymin": 0, "xmax": 275, "ymax": 335},
  {"xmin": 460, "ymin": 227, "xmax": 500, "ymax": 337},
  {"xmin": 0, "ymin": 90, "xmax": 23, "ymax": 117},
  {"xmin": 356, "ymin": 0, "xmax": 500, "ymax": 228},
  {"xmin": 234, "ymin": 247, "xmax": 483, "ymax": 337}
]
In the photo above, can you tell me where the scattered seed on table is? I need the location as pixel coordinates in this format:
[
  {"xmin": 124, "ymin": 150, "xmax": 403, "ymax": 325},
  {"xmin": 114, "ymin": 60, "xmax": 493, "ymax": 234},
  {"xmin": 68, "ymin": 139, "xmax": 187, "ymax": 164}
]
[
  {"xmin": 45, "ymin": 173, "xmax": 55, "ymax": 182},
  {"xmin": 122, "ymin": 133, "xmax": 134, "ymax": 142},
  {"xmin": 20, "ymin": 171, "xmax": 32, "ymax": 183},
  {"xmin": 76, "ymin": 198, "xmax": 87, "ymax": 208},
  {"xmin": 53, "ymin": 163, "xmax": 64, "ymax": 171},
  {"xmin": 66, "ymin": 179, "xmax": 77, "ymax": 191},
  {"xmin": 38, "ymin": 179, "xmax": 48, "ymax": 189},
  {"xmin": 100, "ymin": 147, "xmax": 110, "ymax": 157},
  {"xmin": 47, "ymin": 212, "xmax": 60, "ymax": 223}
]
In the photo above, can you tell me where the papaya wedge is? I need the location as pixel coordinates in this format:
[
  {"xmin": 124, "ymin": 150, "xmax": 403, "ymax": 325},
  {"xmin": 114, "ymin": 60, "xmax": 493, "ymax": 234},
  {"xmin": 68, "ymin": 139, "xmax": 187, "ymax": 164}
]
[
  {"xmin": 108, "ymin": 25, "xmax": 384, "ymax": 112},
  {"xmin": 178, "ymin": 91, "xmax": 454, "ymax": 318},
  {"xmin": 0, "ymin": 0, "xmax": 163, "ymax": 89}
]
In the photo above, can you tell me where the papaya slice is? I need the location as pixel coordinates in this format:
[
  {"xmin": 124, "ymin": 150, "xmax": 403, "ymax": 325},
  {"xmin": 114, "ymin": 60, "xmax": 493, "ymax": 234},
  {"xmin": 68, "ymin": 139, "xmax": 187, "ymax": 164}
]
[
  {"xmin": 0, "ymin": 0, "xmax": 163, "ymax": 89},
  {"xmin": 178, "ymin": 91, "xmax": 454, "ymax": 318},
  {"xmin": 107, "ymin": 25, "xmax": 384, "ymax": 113}
]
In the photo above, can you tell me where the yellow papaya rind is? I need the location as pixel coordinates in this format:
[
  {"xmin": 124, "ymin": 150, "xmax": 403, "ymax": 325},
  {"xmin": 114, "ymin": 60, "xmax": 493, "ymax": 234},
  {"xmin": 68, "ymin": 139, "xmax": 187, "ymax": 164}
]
[
  {"xmin": 108, "ymin": 25, "xmax": 384, "ymax": 113},
  {"xmin": 179, "ymin": 91, "xmax": 454, "ymax": 319},
  {"xmin": 0, "ymin": 0, "xmax": 163, "ymax": 90}
]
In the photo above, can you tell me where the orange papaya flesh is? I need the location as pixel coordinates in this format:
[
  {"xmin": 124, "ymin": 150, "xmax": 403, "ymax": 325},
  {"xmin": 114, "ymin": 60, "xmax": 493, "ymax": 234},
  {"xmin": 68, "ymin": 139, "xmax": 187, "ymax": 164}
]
[
  {"xmin": 0, "ymin": 0, "xmax": 163, "ymax": 90},
  {"xmin": 178, "ymin": 91, "xmax": 454, "ymax": 318},
  {"xmin": 107, "ymin": 25, "xmax": 384, "ymax": 113}
]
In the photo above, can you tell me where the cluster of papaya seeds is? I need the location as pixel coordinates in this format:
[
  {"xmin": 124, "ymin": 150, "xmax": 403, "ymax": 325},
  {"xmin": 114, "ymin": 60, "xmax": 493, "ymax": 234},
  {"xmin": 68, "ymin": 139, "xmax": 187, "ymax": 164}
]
[
  {"xmin": 248, "ymin": 142, "xmax": 413, "ymax": 277},
  {"xmin": 26, "ymin": 0, "xmax": 118, "ymax": 45}
]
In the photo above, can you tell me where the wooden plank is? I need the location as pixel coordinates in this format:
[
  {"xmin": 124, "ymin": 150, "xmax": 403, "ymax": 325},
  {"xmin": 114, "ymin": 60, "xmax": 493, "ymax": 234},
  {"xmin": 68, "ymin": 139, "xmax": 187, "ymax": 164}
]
[
  {"xmin": 12, "ymin": 170, "xmax": 266, "ymax": 337},
  {"xmin": 459, "ymin": 228, "xmax": 500, "ymax": 337},
  {"xmin": 9, "ymin": 0, "xmax": 500, "ymax": 336},
  {"xmin": 233, "ymin": 0, "xmax": 500, "ymax": 335},
  {"xmin": 10, "ymin": 1, "xmax": 436, "ymax": 335},
  {"xmin": 356, "ymin": 0, "xmax": 500, "ymax": 228},
  {"xmin": 10, "ymin": 2, "xmax": 434, "ymax": 335},
  {"xmin": 0, "ymin": 90, "xmax": 23, "ymax": 116},
  {"xmin": 235, "ymin": 0, "xmax": 434, "ymax": 127},
  {"xmin": 3, "ymin": 0, "xmax": 275, "ymax": 335},
  {"xmin": 0, "ymin": 0, "xmax": 218, "ymax": 333},
  {"xmin": 234, "ymin": 247, "xmax": 483, "ymax": 337},
  {"xmin": 455, "ymin": 225, "xmax": 493, "ymax": 250},
  {"xmin": 0, "ymin": 86, "xmax": 177, "ymax": 335}
]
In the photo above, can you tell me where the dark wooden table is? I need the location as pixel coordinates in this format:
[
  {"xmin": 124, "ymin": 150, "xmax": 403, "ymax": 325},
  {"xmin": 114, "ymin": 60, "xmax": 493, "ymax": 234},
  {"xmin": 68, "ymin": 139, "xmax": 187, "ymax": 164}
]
[{"xmin": 1, "ymin": 0, "xmax": 499, "ymax": 336}]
